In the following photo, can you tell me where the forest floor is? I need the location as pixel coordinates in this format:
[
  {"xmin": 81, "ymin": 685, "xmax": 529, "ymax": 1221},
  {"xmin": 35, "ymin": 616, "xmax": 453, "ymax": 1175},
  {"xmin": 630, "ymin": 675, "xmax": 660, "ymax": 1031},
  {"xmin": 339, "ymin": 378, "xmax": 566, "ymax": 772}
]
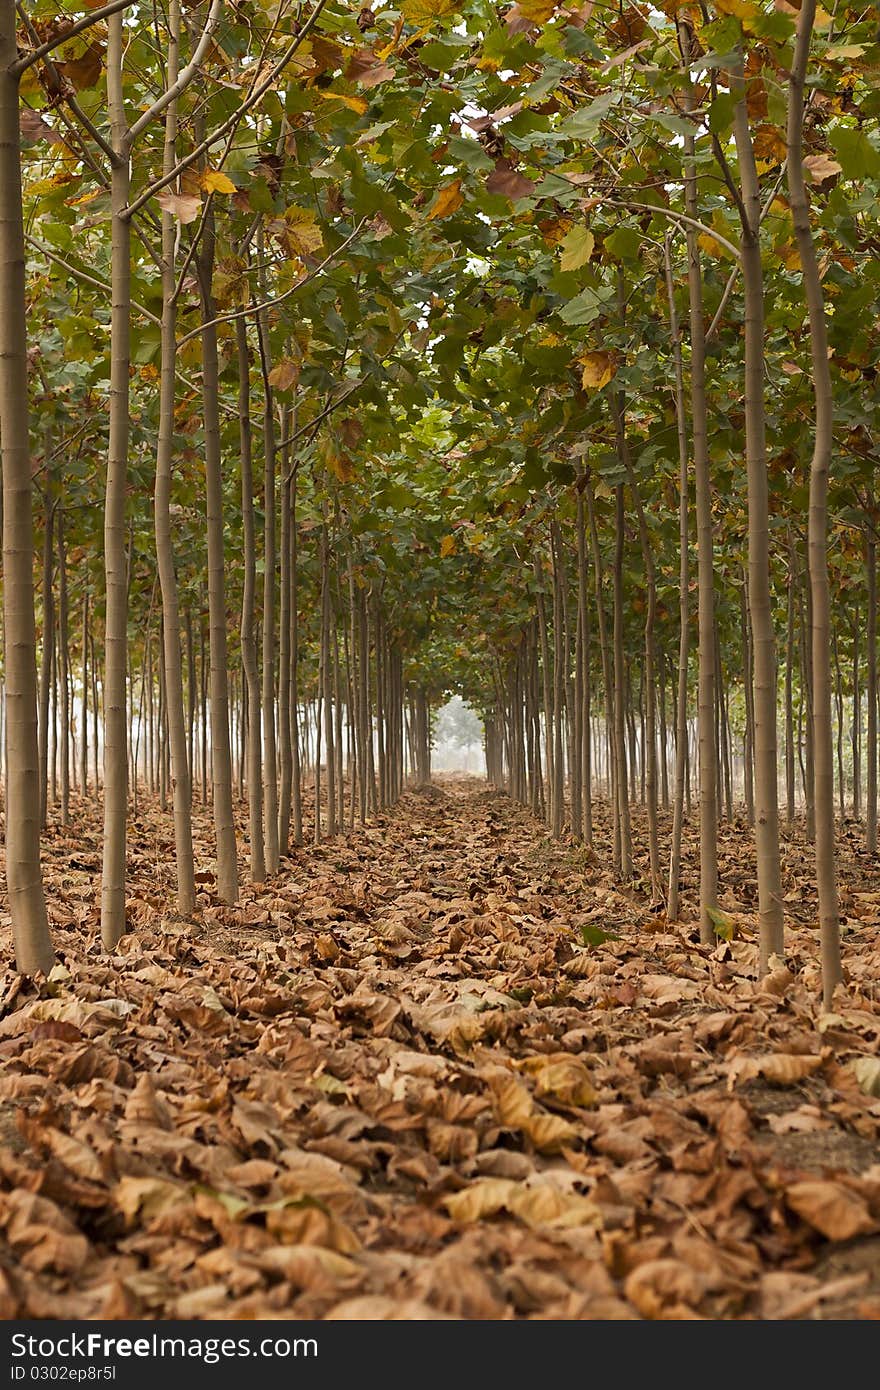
[{"xmin": 0, "ymin": 778, "xmax": 879, "ymax": 1320}]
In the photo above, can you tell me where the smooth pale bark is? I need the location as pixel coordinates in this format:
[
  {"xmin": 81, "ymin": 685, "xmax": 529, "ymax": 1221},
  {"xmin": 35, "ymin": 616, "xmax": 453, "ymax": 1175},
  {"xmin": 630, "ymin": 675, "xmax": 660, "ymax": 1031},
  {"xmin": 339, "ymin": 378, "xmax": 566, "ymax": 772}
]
[
  {"xmin": 550, "ymin": 525, "xmax": 566, "ymax": 839},
  {"xmin": 832, "ymin": 624, "xmax": 845, "ymax": 822},
  {"xmin": 80, "ymin": 590, "xmax": 88, "ymax": 795},
  {"xmin": 198, "ymin": 207, "xmax": 239, "ymax": 903},
  {"xmin": 800, "ymin": 565, "xmax": 816, "ymax": 838},
  {"xmin": 100, "ymin": 12, "xmax": 131, "ymax": 949},
  {"xmin": 290, "ymin": 466, "xmax": 303, "ymax": 845},
  {"xmin": 533, "ymin": 553, "xmax": 555, "ymax": 830},
  {"xmin": 278, "ymin": 407, "xmax": 292, "ymax": 852},
  {"xmin": 785, "ymin": 534, "xmax": 797, "ymax": 823},
  {"xmin": 740, "ymin": 574, "xmax": 755, "ymax": 825},
  {"xmin": 586, "ymin": 477, "xmax": 619, "ymax": 865},
  {"xmin": 612, "ymin": 486, "xmax": 632, "ymax": 877},
  {"xmin": 682, "ymin": 106, "xmax": 718, "ymax": 942},
  {"xmin": 852, "ymin": 617, "xmax": 861, "ymax": 820},
  {"xmin": 236, "ymin": 318, "xmax": 264, "ymax": 882},
  {"xmin": 256, "ymin": 297, "xmax": 279, "ymax": 874},
  {"xmin": 575, "ymin": 481, "xmax": 592, "ymax": 843},
  {"xmin": 665, "ymin": 236, "xmax": 690, "ymax": 922},
  {"xmin": 38, "ymin": 491, "xmax": 54, "ymax": 829},
  {"xmin": 787, "ymin": 0, "xmax": 841, "ymax": 1003},
  {"xmin": 0, "ymin": 3, "xmax": 54, "ymax": 971},
  {"xmin": 625, "ymin": 460, "xmax": 661, "ymax": 899},
  {"xmin": 152, "ymin": 1, "xmax": 195, "ymax": 914},
  {"xmin": 57, "ymin": 503, "xmax": 70, "ymax": 825},
  {"xmin": 866, "ymin": 534, "xmax": 877, "ymax": 852},
  {"xmin": 733, "ymin": 59, "xmax": 784, "ymax": 971},
  {"xmin": 186, "ymin": 607, "xmax": 196, "ymax": 793}
]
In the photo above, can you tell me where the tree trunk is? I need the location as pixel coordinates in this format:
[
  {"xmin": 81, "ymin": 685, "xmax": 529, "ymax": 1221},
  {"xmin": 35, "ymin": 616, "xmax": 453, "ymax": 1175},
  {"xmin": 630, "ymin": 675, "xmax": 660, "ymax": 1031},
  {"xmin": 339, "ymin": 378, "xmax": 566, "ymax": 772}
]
[
  {"xmin": 787, "ymin": 0, "xmax": 841, "ymax": 1003},
  {"xmin": 0, "ymin": 5, "xmax": 54, "ymax": 971},
  {"xmin": 866, "ymin": 534, "xmax": 877, "ymax": 852},
  {"xmin": 256, "ymin": 297, "xmax": 279, "ymax": 874},
  {"xmin": 612, "ymin": 486, "xmax": 632, "ymax": 876},
  {"xmin": 665, "ymin": 234, "xmax": 690, "ymax": 921},
  {"xmin": 38, "ymin": 493, "xmax": 54, "ymax": 830},
  {"xmin": 236, "ymin": 318, "xmax": 264, "ymax": 882},
  {"xmin": 152, "ymin": 3, "xmax": 196, "ymax": 913},
  {"xmin": 682, "ymin": 75, "xmax": 719, "ymax": 943},
  {"xmin": 198, "ymin": 205, "xmax": 239, "ymax": 903},
  {"xmin": 733, "ymin": 58, "xmax": 785, "ymax": 971},
  {"xmin": 100, "ymin": 11, "xmax": 132, "ymax": 949}
]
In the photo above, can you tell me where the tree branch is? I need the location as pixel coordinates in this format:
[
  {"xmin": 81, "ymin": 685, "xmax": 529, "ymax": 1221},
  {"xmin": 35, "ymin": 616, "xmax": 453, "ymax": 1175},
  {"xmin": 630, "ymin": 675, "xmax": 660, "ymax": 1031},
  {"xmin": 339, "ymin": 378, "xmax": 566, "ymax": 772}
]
[
  {"xmin": 122, "ymin": 0, "xmax": 328, "ymax": 221},
  {"xmin": 11, "ymin": 0, "xmax": 139, "ymax": 75}
]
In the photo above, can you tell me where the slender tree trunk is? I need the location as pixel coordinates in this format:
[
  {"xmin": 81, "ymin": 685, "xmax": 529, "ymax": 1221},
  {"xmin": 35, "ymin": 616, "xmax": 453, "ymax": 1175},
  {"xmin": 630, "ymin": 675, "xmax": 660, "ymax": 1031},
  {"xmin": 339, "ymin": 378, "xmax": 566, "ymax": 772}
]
[
  {"xmin": 833, "ymin": 623, "xmax": 845, "ymax": 822},
  {"xmin": 57, "ymin": 502, "xmax": 70, "ymax": 826},
  {"xmin": 100, "ymin": 12, "xmax": 132, "ymax": 949},
  {"xmin": 733, "ymin": 58, "xmax": 784, "ymax": 971},
  {"xmin": 866, "ymin": 534, "xmax": 877, "ymax": 852},
  {"xmin": 198, "ymin": 205, "xmax": 239, "ymax": 902},
  {"xmin": 236, "ymin": 318, "xmax": 264, "ymax": 882},
  {"xmin": 666, "ymin": 235, "xmax": 690, "ymax": 921},
  {"xmin": 788, "ymin": 0, "xmax": 841, "ymax": 1002},
  {"xmin": 80, "ymin": 589, "xmax": 88, "ymax": 795},
  {"xmin": 741, "ymin": 573, "xmax": 755, "ymax": 825},
  {"xmin": 612, "ymin": 486, "xmax": 632, "ymax": 876},
  {"xmin": 852, "ymin": 615, "xmax": 861, "ymax": 820},
  {"xmin": 0, "ymin": 7, "xmax": 53, "ymax": 970},
  {"xmin": 550, "ymin": 525, "xmax": 566, "ymax": 838},
  {"xmin": 152, "ymin": 4, "xmax": 195, "ymax": 913},
  {"xmin": 256, "ymin": 298, "xmax": 279, "ymax": 874},
  {"xmin": 90, "ymin": 629, "xmax": 100, "ymax": 794},
  {"xmin": 290, "ymin": 468, "xmax": 303, "ymax": 845},
  {"xmin": 682, "ymin": 90, "xmax": 719, "ymax": 942},
  {"xmin": 38, "ymin": 494, "xmax": 54, "ymax": 830},
  {"xmin": 278, "ymin": 410, "xmax": 292, "ymax": 853},
  {"xmin": 786, "ymin": 535, "xmax": 797, "ymax": 824}
]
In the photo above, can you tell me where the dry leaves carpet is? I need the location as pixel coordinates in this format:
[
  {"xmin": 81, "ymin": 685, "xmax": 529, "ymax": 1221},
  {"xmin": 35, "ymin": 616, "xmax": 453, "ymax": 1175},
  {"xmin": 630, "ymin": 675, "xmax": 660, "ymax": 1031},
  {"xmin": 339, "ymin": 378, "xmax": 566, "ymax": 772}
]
[{"xmin": 0, "ymin": 778, "xmax": 879, "ymax": 1321}]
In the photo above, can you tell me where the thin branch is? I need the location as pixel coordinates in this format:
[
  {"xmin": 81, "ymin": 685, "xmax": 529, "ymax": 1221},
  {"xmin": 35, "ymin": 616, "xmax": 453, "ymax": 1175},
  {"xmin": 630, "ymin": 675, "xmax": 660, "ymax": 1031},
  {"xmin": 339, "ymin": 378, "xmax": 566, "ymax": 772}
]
[
  {"xmin": 11, "ymin": 0, "xmax": 139, "ymax": 74},
  {"xmin": 127, "ymin": 0, "xmax": 224, "ymax": 145},
  {"xmin": 174, "ymin": 218, "xmax": 368, "ymax": 350},
  {"xmin": 25, "ymin": 232, "xmax": 161, "ymax": 325},
  {"xmin": 606, "ymin": 199, "xmax": 743, "ymax": 261},
  {"xmin": 123, "ymin": 0, "xmax": 329, "ymax": 221}
]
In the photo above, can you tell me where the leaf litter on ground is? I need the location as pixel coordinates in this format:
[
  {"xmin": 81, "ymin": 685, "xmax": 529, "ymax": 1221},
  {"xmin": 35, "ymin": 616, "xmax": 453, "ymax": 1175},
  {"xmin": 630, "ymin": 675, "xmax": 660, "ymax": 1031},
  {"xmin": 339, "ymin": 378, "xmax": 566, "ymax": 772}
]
[{"xmin": 0, "ymin": 777, "xmax": 879, "ymax": 1320}]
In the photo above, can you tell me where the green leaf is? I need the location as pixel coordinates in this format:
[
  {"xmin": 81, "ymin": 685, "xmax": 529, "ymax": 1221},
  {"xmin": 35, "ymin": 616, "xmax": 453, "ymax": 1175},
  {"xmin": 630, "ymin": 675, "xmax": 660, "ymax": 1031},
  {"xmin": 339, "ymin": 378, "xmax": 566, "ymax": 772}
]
[
  {"xmin": 559, "ymin": 225, "xmax": 595, "ymax": 273},
  {"xmin": 708, "ymin": 92, "xmax": 737, "ymax": 135},
  {"xmin": 829, "ymin": 128, "xmax": 880, "ymax": 180},
  {"xmin": 706, "ymin": 905, "xmax": 735, "ymax": 940},
  {"xmin": 558, "ymin": 284, "xmax": 612, "ymax": 326},
  {"xmin": 580, "ymin": 923, "xmax": 617, "ymax": 947},
  {"xmin": 604, "ymin": 225, "xmax": 641, "ymax": 262}
]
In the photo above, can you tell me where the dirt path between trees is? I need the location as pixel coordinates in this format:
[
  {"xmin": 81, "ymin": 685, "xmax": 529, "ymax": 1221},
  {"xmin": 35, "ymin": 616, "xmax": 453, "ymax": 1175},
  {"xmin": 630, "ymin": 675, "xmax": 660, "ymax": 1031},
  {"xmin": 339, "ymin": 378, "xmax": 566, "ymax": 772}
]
[{"xmin": 0, "ymin": 778, "xmax": 878, "ymax": 1319}]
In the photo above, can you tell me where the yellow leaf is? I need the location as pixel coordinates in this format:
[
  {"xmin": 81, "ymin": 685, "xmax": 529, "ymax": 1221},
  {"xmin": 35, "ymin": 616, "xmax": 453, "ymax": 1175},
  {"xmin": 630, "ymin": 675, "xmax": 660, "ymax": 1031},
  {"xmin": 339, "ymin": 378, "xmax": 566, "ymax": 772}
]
[
  {"xmin": 713, "ymin": 0, "xmax": 757, "ymax": 16},
  {"xmin": 580, "ymin": 351, "xmax": 615, "ymax": 390},
  {"xmin": 512, "ymin": 0, "xmax": 558, "ymax": 19},
  {"xmin": 281, "ymin": 206, "xmax": 323, "ymax": 258},
  {"xmin": 522, "ymin": 1112, "xmax": 578, "ymax": 1153},
  {"xmin": 322, "ymin": 92, "xmax": 369, "ymax": 115},
  {"xmin": 401, "ymin": 0, "xmax": 461, "ymax": 21},
  {"xmin": 490, "ymin": 1074, "xmax": 533, "ymax": 1127},
  {"xmin": 427, "ymin": 179, "xmax": 463, "ymax": 221},
  {"xmin": 440, "ymin": 534, "xmax": 457, "ymax": 558},
  {"xmin": 559, "ymin": 225, "xmax": 595, "ymax": 273},
  {"xmin": 201, "ymin": 169, "xmax": 236, "ymax": 195}
]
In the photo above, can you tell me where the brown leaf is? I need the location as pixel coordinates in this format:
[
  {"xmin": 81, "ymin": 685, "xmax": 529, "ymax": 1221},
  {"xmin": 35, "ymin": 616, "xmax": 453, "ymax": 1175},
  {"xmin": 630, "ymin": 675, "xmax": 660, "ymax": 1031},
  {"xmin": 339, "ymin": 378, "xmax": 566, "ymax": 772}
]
[{"xmin": 785, "ymin": 1181, "xmax": 875, "ymax": 1241}]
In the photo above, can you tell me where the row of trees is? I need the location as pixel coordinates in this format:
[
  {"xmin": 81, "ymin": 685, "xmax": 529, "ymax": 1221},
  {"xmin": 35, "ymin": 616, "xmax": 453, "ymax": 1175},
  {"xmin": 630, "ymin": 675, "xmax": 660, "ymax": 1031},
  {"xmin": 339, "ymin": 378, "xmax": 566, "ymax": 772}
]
[{"xmin": 1, "ymin": 2, "xmax": 878, "ymax": 1013}]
